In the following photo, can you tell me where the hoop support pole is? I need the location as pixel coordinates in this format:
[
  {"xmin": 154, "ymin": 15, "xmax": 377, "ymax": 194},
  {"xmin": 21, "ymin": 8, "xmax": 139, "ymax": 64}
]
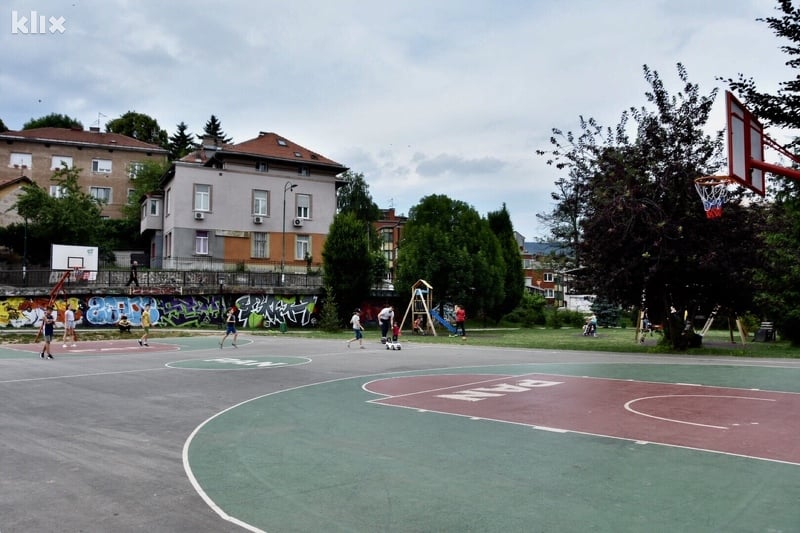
[{"xmin": 750, "ymin": 159, "xmax": 800, "ymax": 182}]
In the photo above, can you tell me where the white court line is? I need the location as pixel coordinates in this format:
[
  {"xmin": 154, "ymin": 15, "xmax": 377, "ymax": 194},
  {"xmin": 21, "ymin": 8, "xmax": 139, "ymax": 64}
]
[
  {"xmin": 624, "ymin": 394, "xmax": 777, "ymax": 429},
  {"xmin": 0, "ymin": 367, "xmax": 166, "ymax": 384}
]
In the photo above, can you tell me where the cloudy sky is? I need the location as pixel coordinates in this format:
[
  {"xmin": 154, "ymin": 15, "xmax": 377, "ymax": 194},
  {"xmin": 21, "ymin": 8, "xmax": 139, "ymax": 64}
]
[{"xmin": 0, "ymin": 0, "xmax": 791, "ymax": 239}]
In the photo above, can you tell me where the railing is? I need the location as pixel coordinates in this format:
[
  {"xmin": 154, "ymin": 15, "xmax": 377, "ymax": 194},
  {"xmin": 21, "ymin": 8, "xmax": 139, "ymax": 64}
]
[{"xmin": 0, "ymin": 268, "xmax": 324, "ymax": 291}]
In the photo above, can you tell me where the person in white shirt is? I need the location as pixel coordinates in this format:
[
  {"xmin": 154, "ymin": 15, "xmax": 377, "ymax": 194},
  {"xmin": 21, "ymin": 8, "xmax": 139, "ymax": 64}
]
[
  {"xmin": 62, "ymin": 304, "xmax": 78, "ymax": 347},
  {"xmin": 378, "ymin": 305, "xmax": 394, "ymax": 343},
  {"xmin": 347, "ymin": 309, "xmax": 365, "ymax": 349}
]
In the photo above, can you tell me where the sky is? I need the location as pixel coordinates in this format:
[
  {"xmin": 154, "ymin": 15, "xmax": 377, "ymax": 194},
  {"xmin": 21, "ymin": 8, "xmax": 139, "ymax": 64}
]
[{"xmin": 0, "ymin": 0, "xmax": 792, "ymax": 240}]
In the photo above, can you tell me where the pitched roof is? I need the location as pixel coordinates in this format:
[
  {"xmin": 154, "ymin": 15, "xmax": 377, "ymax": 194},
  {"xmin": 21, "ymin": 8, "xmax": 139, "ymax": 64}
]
[
  {"xmin": 216, "ymin": 131, "xmax": 346, "ymax": 170},
  {"xmin": 0, "ymin": 175, "xmax": 34, "ymax": 190},
  {"xmin": 0, "ymin": 127, "xmax": 168, "ymax": 153},
  {"xmin": 523, "ymin": 241, "xmax": 571, "ymax": 257}
]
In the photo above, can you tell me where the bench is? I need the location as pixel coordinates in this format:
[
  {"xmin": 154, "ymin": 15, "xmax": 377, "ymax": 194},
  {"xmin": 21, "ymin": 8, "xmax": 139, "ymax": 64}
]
[{"xmin": 754, "ymin": 321, "xmax": 774, "ymax": 342}]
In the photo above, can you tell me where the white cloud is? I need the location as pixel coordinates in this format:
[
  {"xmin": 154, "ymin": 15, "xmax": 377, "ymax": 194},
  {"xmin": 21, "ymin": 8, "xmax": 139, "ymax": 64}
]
[{"xmin": 0, "ymin": 0, "xmax": 791, "ymax": 238}]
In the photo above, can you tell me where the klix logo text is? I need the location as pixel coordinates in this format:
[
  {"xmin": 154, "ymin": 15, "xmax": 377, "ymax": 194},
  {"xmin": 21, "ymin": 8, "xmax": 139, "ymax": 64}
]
[{"xmin": 11, "ymin": 10, "xmax": 66, "ymax": 34}]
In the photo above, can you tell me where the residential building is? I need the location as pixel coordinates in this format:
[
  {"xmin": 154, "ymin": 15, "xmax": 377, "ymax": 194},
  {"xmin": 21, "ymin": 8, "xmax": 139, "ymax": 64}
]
[
  {"xmin": 374, "ymin": 208, "xmax": 407, "ymax": 286},
  {"xmin": 519, "ymin": 237, "xmax": 571, "ymax": 307},
  {"xmin": 142, "ymin": 132, "xmax": 348, "ymax": 271},
  {"xmin": 0, "ymin": 127, "xmax": 168, "ymax": 219}
]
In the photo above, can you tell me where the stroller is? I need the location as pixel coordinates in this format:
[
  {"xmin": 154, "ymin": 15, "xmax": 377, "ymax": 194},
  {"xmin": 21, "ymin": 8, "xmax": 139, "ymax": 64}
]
[{"xmin": 582, "ymin": 315, "xmax": 598, "ymax": 337}]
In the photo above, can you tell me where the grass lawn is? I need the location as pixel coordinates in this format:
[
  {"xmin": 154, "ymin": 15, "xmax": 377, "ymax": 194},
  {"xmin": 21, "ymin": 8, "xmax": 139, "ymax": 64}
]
[{"xmin": 3, "ymin": 324, "xmax": 797, "ymax": 358}]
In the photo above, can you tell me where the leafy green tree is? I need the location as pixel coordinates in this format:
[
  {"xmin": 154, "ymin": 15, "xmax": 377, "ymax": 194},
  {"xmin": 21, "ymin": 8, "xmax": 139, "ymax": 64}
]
[
  {"xmin": 542, "ymin": 64, "xmax": 764, "ymax": 348},
  {"xmin": 13, "ymin": 165, "xmax": 106, "ymax": 264},
  {"xmin": 322, "ymin": 212, "xmax": 375, "ymax": 324},
  {"xmin": 105, "ymin": 111, "xmax": 168, "ymax": 148},
  {"xmin": 318, "ymin": 284, "xmax": 343, "ymax": 332},
  {"xmin": 121, "ymin": 159, "xmax": 170, "ymax": 222},
  {"xmin": 486, "ymin": 204, "xmax": 524, "ymax": 323},
  {"xmin": 199, "ymin": 114, "xmax": 232, "ymax": 144},
  {"xmin": 23, "ymin": 113, "xmax": 83, "ymax": 130},
  {"xmin": 167, "ymin": 121, "xmax": 196, "ymax": 161},
  {"xmin": 337, "ymin": 171, "xmax": 381, "ymax": 221},
  {"xmin": 720, "ymin": 0, "xmax": 800, "ymax": 344},
  {"xmin": 396, "ymin": 194, "xmax": 504, "ymax": 318}
]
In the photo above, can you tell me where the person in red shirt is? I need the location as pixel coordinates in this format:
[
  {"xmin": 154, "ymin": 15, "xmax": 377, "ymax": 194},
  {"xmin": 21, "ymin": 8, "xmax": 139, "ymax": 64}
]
[{"xmin": 454, "ymin": 305, "xmax": 466, "ymax": 338}]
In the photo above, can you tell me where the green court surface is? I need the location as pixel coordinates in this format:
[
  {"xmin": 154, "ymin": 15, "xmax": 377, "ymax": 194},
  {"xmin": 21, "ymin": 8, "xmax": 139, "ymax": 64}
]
[{"xmin": 186, "ymin": 363, "xmax": 800, "ymax": 532}]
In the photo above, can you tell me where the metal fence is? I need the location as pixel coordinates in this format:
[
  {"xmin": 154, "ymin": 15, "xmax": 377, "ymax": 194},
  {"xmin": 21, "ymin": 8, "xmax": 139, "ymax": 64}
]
[{"xmin": 0, "ymin": 268, "xmax": 324, "ymax": 291}]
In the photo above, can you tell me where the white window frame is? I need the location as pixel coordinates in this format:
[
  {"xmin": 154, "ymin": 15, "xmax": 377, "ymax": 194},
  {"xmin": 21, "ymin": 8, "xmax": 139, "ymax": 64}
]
[
  {"xmin": 296, "ymin": 193, "xmax": 311, "ymax": 219},
  {"xmin": 252, "ymin": 189, "xmax": 269, "ymax": 216},
  {"xmin": 194, "ymin": 184, "xmax": 211, "ymax": 212},
  {"xmin": 543, "ymin": 272, "xmax": 554, "ymax": 282},
  {"xmin": 148, "ymin": 198, "xmax": 160, "ymax": 216},
  {"xmin": 9, "ymin": 152, "xmax": 32, "ymax": 169},
  {"xmin": 546, "ymin": 289, "xmax": 555, "ymax": 298},
  {"xmin": 251, "ymin": 232, "xmax": 269, "ymax": 258},
  {"xmin": 51, "ymin": 155, "xmax": 73, "ymax": 170},
  {"xmin": 49, "ymin": 185, "xmax": 66, "ymax": 198},
  {"xmin": 90, "ymin": 186, "xmax": 112, "ymax": 204},
  {"xmin": 195, "ymin": 230, "xmax": 209, "ymax": 255},
  {"xmin": 295, "ymin": 235, "xmax": 310, "ymax": 260},
  {"xmin": 92, "ymin": 159, "xmax": 112, "ymax": 173},
  {"xmin": 164, "ymin": 232, "xmax": 172, "ymax": 258},
  {"xmin": 165, "ymin": 188, "xmax": 171, "ymax": 216},
  {"xmin": 298, "ymin": 165, "xmax": 309, "ymax": 176},
  {"xmin": 128, "ymin": 161, "xmax": 144, "ymax": 180}
]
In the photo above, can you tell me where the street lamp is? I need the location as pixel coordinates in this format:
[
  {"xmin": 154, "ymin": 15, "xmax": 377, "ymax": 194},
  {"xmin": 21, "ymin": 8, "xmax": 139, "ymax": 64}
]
[{"xmin": 281, "ymin": 181, "xmax": 298, "ymax": 284}]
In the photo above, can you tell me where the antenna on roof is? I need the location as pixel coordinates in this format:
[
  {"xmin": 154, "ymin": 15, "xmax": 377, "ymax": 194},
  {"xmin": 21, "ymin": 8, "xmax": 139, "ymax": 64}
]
[{"xmin": 94, "ymin": 112, "xmax": 108, "ymax": 128}]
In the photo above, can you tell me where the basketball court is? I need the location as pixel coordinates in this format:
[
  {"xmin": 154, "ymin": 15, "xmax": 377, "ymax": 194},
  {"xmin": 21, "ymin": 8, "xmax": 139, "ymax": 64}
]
[{"xmin": 1, "ymin": 334, "xmax": 799, "ymax": 532}]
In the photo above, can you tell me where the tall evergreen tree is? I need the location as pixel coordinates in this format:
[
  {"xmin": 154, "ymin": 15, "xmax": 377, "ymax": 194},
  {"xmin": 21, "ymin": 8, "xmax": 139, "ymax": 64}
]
[
  {"xmin": 486, "ymin": 204, "xmax": 524, "ymax": 323},
  {"xmin": 199, "ymin": 114, "xmax": 232, "ymax": 144},
  {"xmin": 168, "ymin": 121, "xmax": 196, "ymax": 161},
  {"xmin": 0, "ymin": 117, "xmax": 7, "ymax": 132}
]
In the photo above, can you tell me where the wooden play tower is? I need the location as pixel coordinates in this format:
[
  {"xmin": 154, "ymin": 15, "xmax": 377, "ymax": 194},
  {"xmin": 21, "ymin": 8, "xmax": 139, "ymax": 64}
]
[{"xmin": 400, "ymin": 279, "xmax": 437, "ymax": 336}]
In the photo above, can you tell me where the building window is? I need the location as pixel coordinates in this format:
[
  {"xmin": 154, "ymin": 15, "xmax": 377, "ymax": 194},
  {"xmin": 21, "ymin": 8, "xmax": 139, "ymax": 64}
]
[
  {"xmin": 194, "ymin": 184, "xmax": 211, "ymax": 212},
  {"xmin": 90, "ymin": 187, "xmax": 112, "ymax": 204},
  {"xmin": 148, "ymin": 199, "xmax": 160, "ymax": 216},
  {"xmin": 92, "ymin": 159, "xmax": 112, "ymax": 173},
  {"xmin": 546, "ymin": 289, "xmax": 555, "ymax": 298},
  {"xmin": 51, "ymin": 155, "xmax": 73, "ymax": 170},
  {"xmin": 128, "ymin": 162, "xmax": 144, "ymax": 179},
  {"xmin": 296, "ymin": 194, "xmax": 311, "ymax": 219},
  {"xmin": 164, "ymin": 232, "xmax": 172, "ymax": 258},
  {"xmin": 544, "ymin": 272, "xmax": 554, "ymax": 282},
  {"xmin": 127, "ymin": 188, "xmax": 136, "ymax": 202},
  {"xmin": 298, "ymin": 165, "xmax": 309, "ymax": 176},
  {"xmin": 165, "ymin": 188, "xmax": 171, "ymax": 216},
  {"xmin": 195, "ymin": 231, "xmax": 209, "ymax": 255},
  {"xmin": 9, "ymin": 152, "xmax": 32, "ymax": 169},
  {"xmin": 251, "ymin": 232, "xmax": 269, "ymax": 258},
  {"xmin": 295, "ymin": 235, "xmax": 310, "ymax": 260},
  {"xmin": 49, "ymin": 185, "xmax": 65, "ymax": 198},
  {"xmin": 255, "ymin": 161, "xmax": 268, "ymax": 172},
  {"xmin": 252, "ymin": 189, "xmax": 269, "ymax": 216}
]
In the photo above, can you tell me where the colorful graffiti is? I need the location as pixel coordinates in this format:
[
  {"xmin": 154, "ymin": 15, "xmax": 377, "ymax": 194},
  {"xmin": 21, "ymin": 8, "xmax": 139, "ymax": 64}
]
[{"xmin": 0, "ymin": 293, "xmax": 319, "ymax": 329}]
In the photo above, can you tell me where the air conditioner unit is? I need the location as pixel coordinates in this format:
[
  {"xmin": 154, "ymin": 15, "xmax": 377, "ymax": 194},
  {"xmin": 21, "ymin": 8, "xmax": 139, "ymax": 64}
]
[
  {"xmin": 253, "ymin": 216, "xmax": 264, "ymax": 224},
  {"xmin": 194, "ymin": 212, "xmax": 205, "ymax": 220},
  {"xmin": 292, "ymin": 217, "xmax": 304, "ymax": 227}
]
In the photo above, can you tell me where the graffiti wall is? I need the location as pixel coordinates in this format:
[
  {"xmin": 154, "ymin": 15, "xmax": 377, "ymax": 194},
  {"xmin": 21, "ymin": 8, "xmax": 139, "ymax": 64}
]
[{"xmin": 0, "ymin": 293, "xmax": 319, "ymax": 329}]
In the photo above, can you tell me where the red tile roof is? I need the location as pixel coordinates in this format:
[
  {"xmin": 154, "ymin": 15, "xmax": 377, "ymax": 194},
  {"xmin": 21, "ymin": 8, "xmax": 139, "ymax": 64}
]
[
  {"xmin": 221, "ymin": 131, "xmax": 345, "ymax": 169},
  {"xmin": 0, "ymin": 127, "xmax": 167, "ymax": 153},
  {"xmin": 0, "ymin": 175, "xmax": 34, "ymax": 190}
]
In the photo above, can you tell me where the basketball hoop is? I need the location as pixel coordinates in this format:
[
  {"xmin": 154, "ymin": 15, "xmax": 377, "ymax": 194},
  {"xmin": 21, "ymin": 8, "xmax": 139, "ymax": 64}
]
[{"xmin": 694, "ymin": 175, "xmax": 731, "ymax": 219}]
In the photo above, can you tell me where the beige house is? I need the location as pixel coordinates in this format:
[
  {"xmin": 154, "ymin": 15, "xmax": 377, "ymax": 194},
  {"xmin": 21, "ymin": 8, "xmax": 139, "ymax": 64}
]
[
  {"xmin": 0, "ymin": 127, "xmax": 168, "ymax": 219},
  {"xmin": 0, "ymin": 176, "xmax": 33, "ymax": 226},
  {"xmin": 141, "ymin": 132, "xmax": 347, "ymax": 271}
]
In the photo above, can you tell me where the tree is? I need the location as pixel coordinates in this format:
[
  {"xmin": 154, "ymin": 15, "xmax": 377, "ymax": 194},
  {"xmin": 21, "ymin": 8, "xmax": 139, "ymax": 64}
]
[
  {"xmin": 396, "ymin": 194, "xmax": 504, "ymax": 318},
  {"xmin": 199, "ymin": 115, "xmax": 232, "ymax": 144},
  {"xmin": 13, "ymin": 165, "xmax": 106, "ymax": 264},
  {"xmin": 542, "ymin": 64, "xmax": 763, "ymax": 348},
  {"xmin": 0, "ymin": 117, "xmax": 9, "ymax": 132},
  {"xmin": 167, "ymin": 121, "xmax": 195, "ymax": 161},
  {"xmin": 486, "ymin": 204, "xmax": 524, "ymax": 323},
  {"xmin": 105, "ymin": 111, "xmax": 168, "ymax": 148},
  {"xmin": 121, "ymin": 158, "xmax": 170, "ymax": 225},
  {"xmin": 322, "ymin": 212, "xmax": 376, "ymax": 325},
  {"xmin": 23, "ymin": 113, "xmax": 82, "ymax": 130},
  {"xmin": 337, "ymin": 171, "xmax": 381, "ymax": 222},
  {"xmin": 720, "ymin": 0, "xmax": 800, "ymax": 344}
]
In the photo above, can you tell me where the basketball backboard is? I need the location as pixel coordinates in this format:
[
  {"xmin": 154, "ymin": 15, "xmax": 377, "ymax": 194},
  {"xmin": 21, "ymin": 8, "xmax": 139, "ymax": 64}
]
[
  {"xmin": 51, "ymin": 244, "xmax": 99, "ymax": 272},
  {"xmin": 726, "ymin": 90, "xmax": 766, "ymax": 196}
]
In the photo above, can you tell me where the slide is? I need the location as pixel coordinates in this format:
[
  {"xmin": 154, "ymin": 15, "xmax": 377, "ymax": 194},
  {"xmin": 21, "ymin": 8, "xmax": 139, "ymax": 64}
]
[{"xmin": 429, "ymin": 309, "xmax": 457, "ymax": 334}]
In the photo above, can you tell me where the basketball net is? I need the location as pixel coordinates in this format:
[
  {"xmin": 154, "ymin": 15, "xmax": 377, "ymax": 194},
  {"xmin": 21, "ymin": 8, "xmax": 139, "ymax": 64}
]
[{"xmin": 694, "ymin": 176, "xmax": 731, "ymax": 219}]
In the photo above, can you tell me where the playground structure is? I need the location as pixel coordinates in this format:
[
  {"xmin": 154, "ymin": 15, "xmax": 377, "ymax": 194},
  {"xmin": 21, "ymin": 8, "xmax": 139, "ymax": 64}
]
[{"xmin": 400, "ymin": 279, "xmax": 458, "ymax": 336}]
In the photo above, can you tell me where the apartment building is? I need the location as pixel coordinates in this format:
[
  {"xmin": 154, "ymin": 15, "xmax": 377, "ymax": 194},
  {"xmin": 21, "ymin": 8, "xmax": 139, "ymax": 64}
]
[
  {"xmin": 0, "ymin": 127, "xmax": 168, "ymax": 219},
  {"xmin": 141, "ymin": 132, "xmax": 348, "ymax": 271}
]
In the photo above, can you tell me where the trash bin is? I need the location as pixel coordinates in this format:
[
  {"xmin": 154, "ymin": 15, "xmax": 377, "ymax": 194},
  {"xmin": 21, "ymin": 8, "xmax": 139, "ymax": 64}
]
[{"xmin": 279, "ymin": 321, "xmax": 288, "ymax": 333}]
